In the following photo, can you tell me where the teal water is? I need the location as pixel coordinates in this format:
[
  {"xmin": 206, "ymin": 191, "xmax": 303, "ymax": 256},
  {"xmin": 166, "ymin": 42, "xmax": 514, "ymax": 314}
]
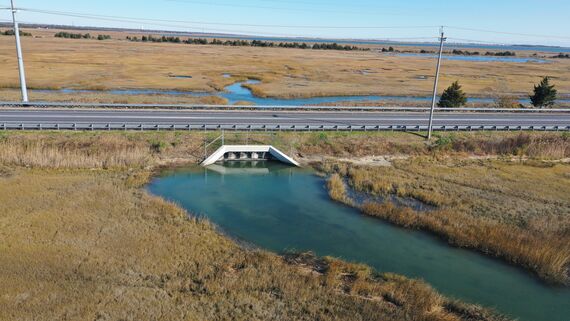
[{"xmin": 147, "ymin": 163, "xmax": 570, "ymax": 321}]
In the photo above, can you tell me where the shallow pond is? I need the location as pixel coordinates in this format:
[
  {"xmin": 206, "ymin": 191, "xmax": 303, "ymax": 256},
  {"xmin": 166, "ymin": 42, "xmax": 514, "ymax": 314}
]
[{"xmin": 147, "ymin": 162, "xmax": 570, "ymax": 321}]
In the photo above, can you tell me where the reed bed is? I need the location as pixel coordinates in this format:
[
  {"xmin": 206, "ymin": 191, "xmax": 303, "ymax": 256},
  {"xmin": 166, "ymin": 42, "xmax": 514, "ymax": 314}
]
[
  {"xmin": 321, "ymin": 159, "xmax": 570, "ymax": 285},
  {"xmin": 0, "ymin": 132, "xmax": 568, "ymax": 170},
  {"xmin": 0, "ymin": 168, "xmax": 509, "ymax": 321},
  {"xmin": 2, "ymin": 30, "xmax": 570, "ymax": 100}
]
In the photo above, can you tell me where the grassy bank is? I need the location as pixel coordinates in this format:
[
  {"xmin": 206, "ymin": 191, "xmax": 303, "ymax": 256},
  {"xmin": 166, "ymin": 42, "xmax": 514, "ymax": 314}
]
[
  {"xmin": 0, "ymin": 131, "xmax": 567, "ymax": 170},
  {"xmin": 321, "ymin": 158, "xmax": 570, "ymax": 285},
  {"xmin": 0, "ymin": 132, "xmax": 514, "ymax": 320},
  {"xmin": 0, "ymin": 131, "xmax": 568, "ymax": 169}
]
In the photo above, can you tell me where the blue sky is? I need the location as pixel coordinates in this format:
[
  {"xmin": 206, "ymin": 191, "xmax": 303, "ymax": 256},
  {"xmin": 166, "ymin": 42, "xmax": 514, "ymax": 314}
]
[{"xmin": 1, "ymin": 0, "xmax": 569, "ymax": 46}]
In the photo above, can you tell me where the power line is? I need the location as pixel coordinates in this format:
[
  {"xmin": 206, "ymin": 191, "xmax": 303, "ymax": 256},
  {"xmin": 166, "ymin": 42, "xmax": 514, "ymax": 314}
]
[
  {"xmin": 18, "ymin": 8, "xmax": 437, "ymax": 30},
  {"xmin": 19, "ymin": 9, "xmax": 312, "ymax": 37},
  {"xmin": 446, "ymin": 26, "xmax": 570, "ymax": 41},
  {"xmin": 17, "ymin": 8, "xmax": 441, "ymax": 39},
  {"xmin": 10, "ymin": 7, "xmax": 570, "ymax": 45},
  {"xmin": 163, "ymin": 0, "xmax": 401, "ymax": 16},
  {"xmin": 447, "ymin": 37, "xmax": 508, "ymax": 45}
]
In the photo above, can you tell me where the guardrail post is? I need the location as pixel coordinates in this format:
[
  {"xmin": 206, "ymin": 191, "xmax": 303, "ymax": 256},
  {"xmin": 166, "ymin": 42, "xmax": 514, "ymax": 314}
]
[
  {"xmin": 73, "ymin": 123, "xmax": 76, "ymax": 131},
  {"xmin": 1, "ymin": 123, "xmax": 5, "ymax": 131},
  {"xmin": 187, "ymin": 124, "xmax": 191, "ymax": 131},
  {"xmin": 90, "ymin": 124, "xmax": 94, "ymax": 131}
]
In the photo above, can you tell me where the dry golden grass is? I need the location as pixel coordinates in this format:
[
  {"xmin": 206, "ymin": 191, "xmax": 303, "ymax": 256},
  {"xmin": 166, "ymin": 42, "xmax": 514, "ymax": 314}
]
[
  {"xmin": 0, "ymin": 28, "xmax": 569, "ymax": 102},
  {"xmin": 431, "ymin": 133, "xmax": 570, "ymax": 159},
  {"xmin": 0, "ymin": 89, "xmax": 228, "ymax": 105},
  {"xmin": 321, "ymin": 158, "xmax": 570, "ymax": 285},
  {"xmin": 0, "ymin": 165, "xmax": 509, "ymax": 320},
  {"xmin": 327, "ymin": 173, "xmax": 352, "ymax": 205},
  {"xmin": 0, "ymin": 131, "xmax": 567, "ymax": 172}
]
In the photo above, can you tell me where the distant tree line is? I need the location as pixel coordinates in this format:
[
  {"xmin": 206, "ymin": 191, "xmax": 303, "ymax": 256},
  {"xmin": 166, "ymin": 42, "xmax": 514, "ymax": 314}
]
[
  {"xmin": 1, "ymin": 30, "xmax": 32, "ymax": 37},
  {"xmin": 55, "ymin": 32, "xmax": 92, "ymax": 39},
  {"xmin": 552, "ymin": 53, "xmax": 570, "ymax": 59},
  {"xmin": 125, "ymin": 35, "xmax": 368, "ymax": 51},
  {"xmin": 487, "ymin": 51, "xmax": 516, "ymax": 56},
  {"xmin": 379, "ymin": 48, "xmax": 517, "ymax": 57},
  {"xmin": 55, "ymin": 32, "xmax": 111, "ymax": 40},
  {"xmin": 448, "ymin": 50, "xmax": 516, "ymax": 57},
  {"xmin": 451, "ymin": 49, "xmax": 480, "ymax": 56}
]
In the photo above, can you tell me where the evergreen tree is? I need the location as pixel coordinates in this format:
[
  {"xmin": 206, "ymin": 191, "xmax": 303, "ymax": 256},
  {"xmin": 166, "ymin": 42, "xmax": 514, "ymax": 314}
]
[
  {"xmin": 438, "ymin": 81, "xmax": 467, "ymax": 107},
  {"xmin": 529, "ymin": 77, "xmax": 557, "ymax": 108}
]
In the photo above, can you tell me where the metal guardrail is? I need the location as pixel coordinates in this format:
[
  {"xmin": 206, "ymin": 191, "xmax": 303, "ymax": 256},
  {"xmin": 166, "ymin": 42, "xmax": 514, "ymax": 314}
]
[
  {"xmin": 1, "ymin": 123, "xmax": 569, "ymax": 132},
  {"xmin": 1, "ymin": 101, "xmax": 570, "ymax": 113}
]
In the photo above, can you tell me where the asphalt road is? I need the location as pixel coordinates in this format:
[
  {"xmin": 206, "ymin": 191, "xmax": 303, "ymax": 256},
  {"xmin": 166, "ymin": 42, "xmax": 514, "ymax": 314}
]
[{"xmin": 1, "ymin": 109, "xmax": 569, "ymax": 127}]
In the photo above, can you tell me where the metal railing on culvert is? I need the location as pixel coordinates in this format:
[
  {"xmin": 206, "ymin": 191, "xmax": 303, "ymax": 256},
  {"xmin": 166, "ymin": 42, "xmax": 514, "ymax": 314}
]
[
  {"xmin": 2, "ymin": 101, "xmax": 570, "ymax": 113},
  {"xmin": 1, "ymin": 123, "xmax": 569, "ymax": 132}
]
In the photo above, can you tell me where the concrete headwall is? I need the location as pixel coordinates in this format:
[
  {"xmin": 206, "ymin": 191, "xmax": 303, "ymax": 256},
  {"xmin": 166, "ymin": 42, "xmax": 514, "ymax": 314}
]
[{"xmin": 201, "ymin": 145, "xmax": 300, "ymax": 167}]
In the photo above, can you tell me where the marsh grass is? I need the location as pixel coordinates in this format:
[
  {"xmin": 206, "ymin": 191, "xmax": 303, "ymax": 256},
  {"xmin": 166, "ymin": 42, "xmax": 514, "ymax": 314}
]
[
  {"xmin": 0, "ymin": 132, "xmax": 567, "ymax": 171},
  {"xmin": 432, "ymin": 133, "xmax": 570, "ymax": 159},
  {"xmin": 2, "ymin": 29, "xmax": 569, "ymax": 100},
  {"xmin": 0, "ymin": 168, "xmax": 509, "ymax": 321},
  {"xmin": 327, "ymin": 174, "xmax": 352, "ymax": 205},
  {"xmin": 0, "ymin": 88, "xmax": 228, "ymax": 105},
  {"xmin": 322, "ymin": 158, "xmax": 570, "ymax": 285}
]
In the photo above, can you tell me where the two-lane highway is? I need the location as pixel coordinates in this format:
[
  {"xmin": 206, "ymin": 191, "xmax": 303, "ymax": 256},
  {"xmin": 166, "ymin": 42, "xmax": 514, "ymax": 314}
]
[{"xmin": 1, "ymin": 108, "xmax": 570, "ymax": 128}]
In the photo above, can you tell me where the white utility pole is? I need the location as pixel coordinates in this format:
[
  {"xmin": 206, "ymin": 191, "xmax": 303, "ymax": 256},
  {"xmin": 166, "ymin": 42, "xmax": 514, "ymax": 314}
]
[
  {"xmin": 10, "ymin": 0, "xmax": 29, "ymax": 103},
  {"xmin": 427, "ymin": 27, "xmax": 446, "ymax": 140}
]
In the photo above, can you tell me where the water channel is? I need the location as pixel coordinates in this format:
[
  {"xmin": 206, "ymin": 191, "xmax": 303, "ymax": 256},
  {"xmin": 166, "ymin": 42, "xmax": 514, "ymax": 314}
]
[
  {"xmin": 35, "ymin": 79, "xmax": 570, "ymax": 106},
  {"xmin": 147, "ymin": 162, "xmax": 570, "ymax": 321}
]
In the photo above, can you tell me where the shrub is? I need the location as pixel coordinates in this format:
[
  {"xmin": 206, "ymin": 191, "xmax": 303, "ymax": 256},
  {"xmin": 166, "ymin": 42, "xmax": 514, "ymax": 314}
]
[
  {"xmin": 530, "ymin": 76, "xmax": 557, "ymax": 108},
  {"xmin": 438, "ymin": 81, "xmax": 468, "ymax": 107}
]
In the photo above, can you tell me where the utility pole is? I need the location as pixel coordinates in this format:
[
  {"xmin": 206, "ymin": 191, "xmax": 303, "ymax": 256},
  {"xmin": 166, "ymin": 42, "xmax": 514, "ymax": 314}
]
[
  {"xmin": 427, "ymin": 27, "xmax": 446, "ymax": 140},
  {"xmin": 10, "ymin": 0, "xmax": 29, "ymax": 103}
]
